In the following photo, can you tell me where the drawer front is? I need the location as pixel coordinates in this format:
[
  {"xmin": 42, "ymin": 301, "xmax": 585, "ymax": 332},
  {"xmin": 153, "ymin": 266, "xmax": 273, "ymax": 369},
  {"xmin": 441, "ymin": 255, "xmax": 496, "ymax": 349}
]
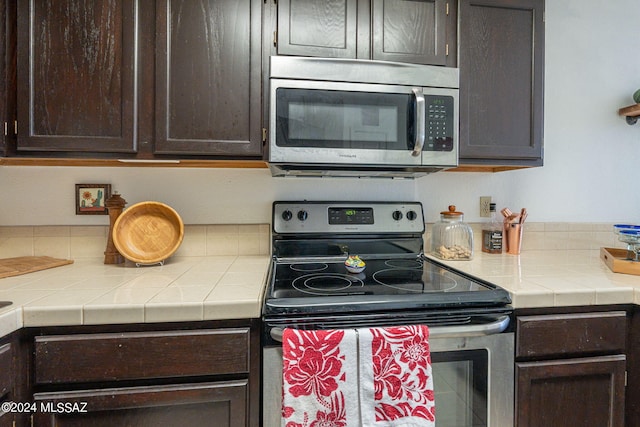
[
  {"xmin": 516, "ymin": 311, "xmax": 627, "ymax": 359},
  {"xmin": 35, "ymin": 328, "xmax": 250, "ymax": 385},
  {"xmin": 0, "ymin": 343, "xmax": 12, "ymax": 397}
]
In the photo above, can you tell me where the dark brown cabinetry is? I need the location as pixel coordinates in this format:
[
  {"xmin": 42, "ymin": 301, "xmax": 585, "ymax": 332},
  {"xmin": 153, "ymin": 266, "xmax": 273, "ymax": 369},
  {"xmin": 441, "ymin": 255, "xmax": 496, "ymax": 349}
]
[
  {"xmin": 0, "ymin": 337, "xmax": 15, "ymax": 427},
  {"xmin": 33, "ymin": 382, "xmax": 248, "ymax": 427},
  {"xmin": 154, "ymin": 0, "xmax": 262, "ymax": 156},
  {"xmin": 275, "ymin": 0, "xmax": 455, "ymax": 67},
  {"xmin": 11, "ymin": 0, "xmax": 262, "ymax": 159},
  {"xmin": 0, "ymin": 0, "xmax": 6, "ymax": 154},
  {"xmin": 26, "ymin": 320, "xmax": 260, "ymax": 427},
  {"xmin": 457, "ymin": 0, "xmax": 544, "ymax": 168},
  {"xmin": 627, "ymin": 307, "xmax": 640, "ymax": 426},
  {"xmin": 515, "ymin": 311, "xmax": 627, "ymax": 427},
  {"xmin": 16, "ymin": 0, "xmax": 137, "ymax": 154}
]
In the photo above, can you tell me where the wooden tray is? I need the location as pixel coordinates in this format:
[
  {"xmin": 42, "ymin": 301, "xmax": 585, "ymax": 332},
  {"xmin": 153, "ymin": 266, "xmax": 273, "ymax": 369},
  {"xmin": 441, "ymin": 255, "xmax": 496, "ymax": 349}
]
[
  {"xmin": 600, "ymin": 247, "xmax": 640, "ymax": 275},
  {"xmin": 112, "ymin": 201, "xmax": 184, "ymax": 264},
  {"xmin": 0, "ymin": 256, "xmax": 74, "ymax": 279}
]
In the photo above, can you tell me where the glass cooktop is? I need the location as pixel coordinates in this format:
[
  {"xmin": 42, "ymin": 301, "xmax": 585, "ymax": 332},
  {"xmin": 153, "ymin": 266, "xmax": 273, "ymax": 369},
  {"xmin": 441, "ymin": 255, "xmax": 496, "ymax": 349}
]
[{"xmin": 264, "ymin": 256, "xmax": 511, "ymax": 315}]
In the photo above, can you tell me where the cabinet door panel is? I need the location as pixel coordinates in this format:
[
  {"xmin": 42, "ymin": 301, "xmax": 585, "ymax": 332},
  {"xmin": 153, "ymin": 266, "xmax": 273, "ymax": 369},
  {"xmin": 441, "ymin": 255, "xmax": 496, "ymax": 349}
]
[
  {"xmin": 516, "ymin": 311, "xmax": 627, "ymax": 359},
  {"xmin": 155, "ymin": 0, "xmax": 262, "ymax": 156},
  {"xmin": 371, "ymin": 0, "xmax": 447, "ymax": 65},
  {"xmin": 458, "ymin": 0, "xmax": 544, "ymax": 163},
  {"xmin": 0, "ymin": 343, "xmax": 11, "ymax": 399},
  {"xmin": 33, "ymin": 381, "xmax": 248, "ymax": 427},
  {"xmin": 0, "ymin": 0, "xmax": 6, "ymax": 154},
  {"xmin": 277, "ymin": 0, "xmax": 358, "ymax": 58},
  {"xmin": 516, "ymin": 355, "xmax": 626, "ymax": 427},
  {"xmin": 16, "ymin": 0, "xmax": 137, "ymax": 153},
  {"xmin": 34, "ymin": 328, "xmax": 250, "ymax": 384}
]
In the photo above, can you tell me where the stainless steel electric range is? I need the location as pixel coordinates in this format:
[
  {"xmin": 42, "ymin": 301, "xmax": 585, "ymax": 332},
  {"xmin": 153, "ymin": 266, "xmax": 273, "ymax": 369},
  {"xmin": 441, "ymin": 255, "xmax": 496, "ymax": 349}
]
[{"xmin": 262, "ymin": 201, "xmax": 514, "ymax": 427}]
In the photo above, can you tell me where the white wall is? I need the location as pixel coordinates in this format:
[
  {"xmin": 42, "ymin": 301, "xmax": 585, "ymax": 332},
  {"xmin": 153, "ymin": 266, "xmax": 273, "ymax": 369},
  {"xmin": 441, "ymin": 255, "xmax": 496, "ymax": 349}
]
[{"xmin": 1, "ymin": 0, "xmax": 639, "ymax": 226}]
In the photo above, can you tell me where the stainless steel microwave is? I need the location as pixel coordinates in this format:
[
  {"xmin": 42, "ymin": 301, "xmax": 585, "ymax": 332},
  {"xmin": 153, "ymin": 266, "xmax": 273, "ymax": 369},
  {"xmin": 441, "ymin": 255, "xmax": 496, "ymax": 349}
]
[{"xmin": 268, "ymin": 56, "xmax": 459, "ymax": 178}]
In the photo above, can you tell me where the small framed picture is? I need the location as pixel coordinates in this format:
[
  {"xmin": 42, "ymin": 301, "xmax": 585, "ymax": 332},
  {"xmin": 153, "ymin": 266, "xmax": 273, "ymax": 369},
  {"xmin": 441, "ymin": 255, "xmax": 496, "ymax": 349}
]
[{"xmin": 75, "ymin": 184, "xmax": 112, "ymax": 215}]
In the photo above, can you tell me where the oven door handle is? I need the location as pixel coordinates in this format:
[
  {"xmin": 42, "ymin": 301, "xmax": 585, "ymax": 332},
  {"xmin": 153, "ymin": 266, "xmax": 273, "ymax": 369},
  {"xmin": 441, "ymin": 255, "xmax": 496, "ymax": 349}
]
[{"xmin": 269, "ymin": 315, "xmax": 510, "ymax": 343}]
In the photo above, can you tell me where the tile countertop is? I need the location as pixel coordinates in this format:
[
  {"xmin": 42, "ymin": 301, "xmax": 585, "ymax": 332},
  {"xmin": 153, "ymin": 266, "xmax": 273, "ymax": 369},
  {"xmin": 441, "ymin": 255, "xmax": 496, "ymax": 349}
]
[
  {"xmin": 1, "ymin": 249, "xmax": 640, "ymax": 337},
  {"xmin": 0, "ymin": 255, "xmax": 271, "ymax": 337},
  {"xmin": 429, "ymin": 249, "xmax": 640, "ymax": 309}
]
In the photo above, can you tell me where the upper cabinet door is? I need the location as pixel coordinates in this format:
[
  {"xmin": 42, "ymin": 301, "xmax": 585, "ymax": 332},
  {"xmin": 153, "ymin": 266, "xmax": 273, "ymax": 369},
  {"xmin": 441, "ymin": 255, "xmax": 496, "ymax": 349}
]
[
  {"xmin": 0, "ymin": 0, "xmax": 6, "ymax": 155},
  {"xmin": 154, "ymin": 0, "xmax": 262, "ymax": 156},
  {"xmin": 371, "ymin": 0, "xmax": 448, "ymax": 66},
  {"xmin": 458, "ymin": 0, "xmax": 544, "ymax": 164},
  {"xmin": 16, "ymin": 0, "xmax": 137, "ymax": 153},
  {"xmin": 276, "ymin": 0, "xmax": 358, "ymax": 58}
]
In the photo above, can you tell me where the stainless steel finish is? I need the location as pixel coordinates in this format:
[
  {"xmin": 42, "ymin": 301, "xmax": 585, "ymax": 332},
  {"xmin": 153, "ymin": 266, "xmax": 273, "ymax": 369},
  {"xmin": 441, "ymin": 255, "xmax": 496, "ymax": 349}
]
[
  {"xmin": 268, "ymin": 164, "xmax": 447, "ymax": 179},
  {"xmin": 263, "ymin": 199, "xmax": 513, "ymax": 426},
  {"xmin": 412, "ymin": 87, "xmax": 426, "ymax": 157},
  {"xmin": 269, "ymin": 79, "xmax": 458, "ymax": 167},
  {"xmin": 273, "ymin": 201, "xmax": 424, "ymax": 235},
  {"xmin": 269, "ymin": 315, "xmax": 510, "ymax": 343},
  {"xmin": 270, "ymin": 56, "xmax": 459, "ymax": 89},
  {"xmin": 263, "ymin": 330, "xmax": 514, "ymax": 427},
  {"xmin": 268, "ymin": 56, "xmax": 459, "ymax": 178}
]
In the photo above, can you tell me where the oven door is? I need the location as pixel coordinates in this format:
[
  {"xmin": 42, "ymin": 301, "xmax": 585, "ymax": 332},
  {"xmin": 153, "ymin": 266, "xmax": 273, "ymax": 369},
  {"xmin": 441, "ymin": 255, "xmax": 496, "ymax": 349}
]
[{"xmin": 263, "ymin": 317, "xmax": 514, "ymax": 427}]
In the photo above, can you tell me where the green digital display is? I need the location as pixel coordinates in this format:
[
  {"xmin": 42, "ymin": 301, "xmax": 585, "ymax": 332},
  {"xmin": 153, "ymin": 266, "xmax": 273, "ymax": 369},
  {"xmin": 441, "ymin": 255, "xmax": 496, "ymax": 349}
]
[{"xmin": 329, "ymin": 207, "xmax": 374, "ymax": 225}]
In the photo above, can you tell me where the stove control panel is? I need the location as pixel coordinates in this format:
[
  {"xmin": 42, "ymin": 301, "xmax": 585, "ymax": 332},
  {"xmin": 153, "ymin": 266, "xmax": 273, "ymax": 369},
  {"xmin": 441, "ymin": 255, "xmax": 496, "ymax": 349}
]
[{"xmin": 273, "ymin": 201, "xmax": 424, "ymax": 234}]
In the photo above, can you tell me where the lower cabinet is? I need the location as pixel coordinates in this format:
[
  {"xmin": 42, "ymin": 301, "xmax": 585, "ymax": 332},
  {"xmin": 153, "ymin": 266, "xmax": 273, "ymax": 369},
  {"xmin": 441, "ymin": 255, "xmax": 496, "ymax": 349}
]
[
  {"xmin": 0, "ymin": 336, "xmax": 15, "ymax": 427},
  {"xmin": 515, "ymin": 310, "xmax": 628, "ymax": 427},
  {"xmin": 33, "ymin": 381, "xmax": 248, "ymax": 427},
  {"xmin": 516, "ymin": 355, "xmax": 626, "ymax": 427},
  {"xmin": 24, "ymin": 320, "xmax": 260, "ymax": 427}
]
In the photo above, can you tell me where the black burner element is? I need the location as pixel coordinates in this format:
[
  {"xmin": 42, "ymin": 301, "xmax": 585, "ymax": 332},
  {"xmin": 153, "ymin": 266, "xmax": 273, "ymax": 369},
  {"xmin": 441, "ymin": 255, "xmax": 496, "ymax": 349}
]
[{"xmin": 292, "ymin": 273, "xmax": 365, "ymax": 295}]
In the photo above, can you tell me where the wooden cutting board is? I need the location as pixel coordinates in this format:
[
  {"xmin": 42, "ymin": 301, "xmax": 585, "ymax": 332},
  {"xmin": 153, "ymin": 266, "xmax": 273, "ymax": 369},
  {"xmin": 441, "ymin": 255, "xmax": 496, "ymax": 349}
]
[{"xmin": 0, "ymin": 256, "xmax": 74, "ymax": 279}]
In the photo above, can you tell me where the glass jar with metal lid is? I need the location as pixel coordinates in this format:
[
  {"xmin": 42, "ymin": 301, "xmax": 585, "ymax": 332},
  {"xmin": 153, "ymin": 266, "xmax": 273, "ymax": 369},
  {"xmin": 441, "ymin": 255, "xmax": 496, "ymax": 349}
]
[{"xmin": 431, "ymin": 205, "xmax": 473, "ymax": 260}]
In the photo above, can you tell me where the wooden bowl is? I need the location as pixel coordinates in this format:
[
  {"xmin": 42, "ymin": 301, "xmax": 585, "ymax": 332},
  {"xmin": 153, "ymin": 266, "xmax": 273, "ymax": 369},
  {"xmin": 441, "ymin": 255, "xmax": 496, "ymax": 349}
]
[{"xmin": 112, "ymin": 201, "xmax": 184, "ymax": 264}]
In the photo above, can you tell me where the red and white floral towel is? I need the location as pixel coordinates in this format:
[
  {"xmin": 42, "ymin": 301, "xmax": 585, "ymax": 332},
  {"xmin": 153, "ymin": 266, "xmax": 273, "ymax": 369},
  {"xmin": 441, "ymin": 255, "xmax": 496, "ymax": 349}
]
[{"xmin": 282, "ymin": 325, "xmax": 435, "ymax": 427}]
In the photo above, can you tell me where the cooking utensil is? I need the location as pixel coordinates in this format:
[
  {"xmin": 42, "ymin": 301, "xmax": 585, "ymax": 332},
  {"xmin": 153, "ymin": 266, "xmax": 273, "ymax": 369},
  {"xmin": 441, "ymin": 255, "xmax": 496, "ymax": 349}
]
[
  {"xmin": 519, "ymin": 208, "xmax": 528, "ymax": 225},
  {"xmin": 112, "ymin": 201, "xmax": 184, "ymax": 265}
]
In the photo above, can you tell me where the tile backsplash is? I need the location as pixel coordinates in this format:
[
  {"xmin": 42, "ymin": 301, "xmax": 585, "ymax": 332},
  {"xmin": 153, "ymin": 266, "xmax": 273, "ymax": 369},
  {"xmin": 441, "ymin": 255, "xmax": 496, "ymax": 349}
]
[
  {"xmin": 426, "ymin": 222, "xmax": 625, "ymax": 252},
  {"xmin": 0, "ymin": 224, "xmax": 271, "ymax": 259},
  {"xmin": 0, "ymin": 222, "xmax": 626, "ymax": 260}
]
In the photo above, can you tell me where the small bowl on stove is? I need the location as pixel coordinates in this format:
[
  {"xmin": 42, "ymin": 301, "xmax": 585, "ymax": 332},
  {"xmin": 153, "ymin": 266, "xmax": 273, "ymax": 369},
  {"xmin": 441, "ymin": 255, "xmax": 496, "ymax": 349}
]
[{"xmin": 345, "ymin": 255, "xmax": 366, "ymax": 274}]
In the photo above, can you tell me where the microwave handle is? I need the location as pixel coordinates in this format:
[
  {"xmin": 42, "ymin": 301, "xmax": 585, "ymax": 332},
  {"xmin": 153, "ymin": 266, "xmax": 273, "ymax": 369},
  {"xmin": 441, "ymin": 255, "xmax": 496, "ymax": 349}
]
[{"xmin": 412, "ymin": 88, "xmax": 426, "ymax": 157}]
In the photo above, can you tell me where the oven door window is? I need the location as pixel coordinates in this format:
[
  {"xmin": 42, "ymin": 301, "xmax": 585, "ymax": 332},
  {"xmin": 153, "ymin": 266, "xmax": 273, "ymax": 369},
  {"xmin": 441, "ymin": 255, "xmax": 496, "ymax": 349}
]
[
  {"xmin": 275, "ymin": 88, "xmax": 414, "ymax": 150},
  {"xmin": 431, "ymin": 350, "xmax": 488, "ymax": 427}
]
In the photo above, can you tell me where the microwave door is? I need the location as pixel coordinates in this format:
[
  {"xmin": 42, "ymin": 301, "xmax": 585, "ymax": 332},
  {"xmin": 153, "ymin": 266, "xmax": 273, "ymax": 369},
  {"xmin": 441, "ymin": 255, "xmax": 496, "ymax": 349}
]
[{"xmin": 269, "ymin": 80, "xmax": 422, "ymax": 166}]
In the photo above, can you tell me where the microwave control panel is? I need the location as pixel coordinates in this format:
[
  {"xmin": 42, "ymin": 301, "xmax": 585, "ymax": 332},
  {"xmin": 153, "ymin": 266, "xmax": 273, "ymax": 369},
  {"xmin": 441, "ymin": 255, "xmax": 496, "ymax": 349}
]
[{"xmin": 425, "ymin": 95, "xmax": 454, "ymax": 152}]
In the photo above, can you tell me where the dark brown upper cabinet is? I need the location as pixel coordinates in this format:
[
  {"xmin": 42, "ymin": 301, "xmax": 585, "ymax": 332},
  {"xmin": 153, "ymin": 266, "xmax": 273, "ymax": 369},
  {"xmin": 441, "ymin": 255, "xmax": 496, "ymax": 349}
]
[
  {"xmin": 0, "ymin": 0, "xmax": 7, "ymax": 155},
  {"xmin": 154, "ymin": 0, "xmax": 262, "ymax": 156},
  {"xmin": 16, "ymin": 0, "xmax": 137, "ymax": 154},
  {"xmin": 275, "ymin": 0, "xmax": 455, "ymax": 67},
  {"xmin": 13, "ymin": 0, "xmax": 263, "ymax": 159},
  {"xmin": 458, "ymin": 0, "xmax": 544, "ymax": 168}
]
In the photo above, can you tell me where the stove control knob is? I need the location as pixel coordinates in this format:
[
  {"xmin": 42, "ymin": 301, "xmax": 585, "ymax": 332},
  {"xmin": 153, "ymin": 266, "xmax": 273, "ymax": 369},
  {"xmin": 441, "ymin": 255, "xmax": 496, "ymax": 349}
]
[
  {"xmin": 406, "ymin": 210, "xmax": 417, "ymax": 221},
  {"xmin": 392, "ymin": 210, "xmax": 403, "ymax": 221},
  {"xmin": 297, "ymin": 210, "xmax": 308, "ymax": 221},
  {"xmin": 281, "ymin": 210, "xmax": 293, "ymax": 221}
]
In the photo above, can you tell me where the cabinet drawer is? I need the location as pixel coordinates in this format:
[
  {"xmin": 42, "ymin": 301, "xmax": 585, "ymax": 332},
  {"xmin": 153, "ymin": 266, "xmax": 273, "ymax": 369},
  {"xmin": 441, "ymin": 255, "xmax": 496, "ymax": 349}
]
[
  {"xmin": 516, "ymin": 311, "xmax": 627, "ymax": 359},
  {"xmin": 34, "ymin": 328, "xmax": 250, "ymax": 385},
  {"xmin": 0, "ymin": 343, "xmax": 12, "ymax": 397}
]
